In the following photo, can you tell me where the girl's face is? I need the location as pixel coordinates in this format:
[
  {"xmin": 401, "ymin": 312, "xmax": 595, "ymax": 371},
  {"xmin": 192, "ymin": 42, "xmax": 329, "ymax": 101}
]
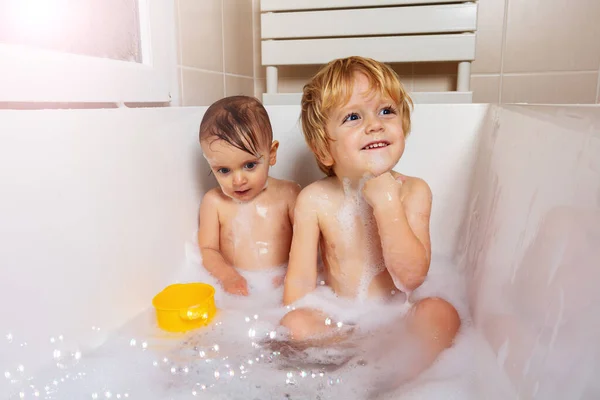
[{"xmin": 201, "ymin": 138, "xmax": 279, "ymax": 202}]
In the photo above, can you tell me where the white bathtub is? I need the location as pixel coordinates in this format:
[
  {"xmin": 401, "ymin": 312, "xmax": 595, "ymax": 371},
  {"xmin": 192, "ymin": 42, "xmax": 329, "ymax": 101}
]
[{"xmin": 0, "ymin": 104, "xmax": 598, "ymax": 399}]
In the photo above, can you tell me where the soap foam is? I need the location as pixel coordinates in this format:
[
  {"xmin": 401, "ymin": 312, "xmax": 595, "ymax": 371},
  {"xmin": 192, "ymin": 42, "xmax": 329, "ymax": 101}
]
[{"xmin": 7, "ymin": 248, "xmax": 483, "ymax": 400}]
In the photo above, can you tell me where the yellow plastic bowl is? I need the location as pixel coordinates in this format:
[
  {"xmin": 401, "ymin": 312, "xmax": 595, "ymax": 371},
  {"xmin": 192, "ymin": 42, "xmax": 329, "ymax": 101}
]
[{"xmin": 152, "ymin": 283, "xmax": 217, "ymax": 333}]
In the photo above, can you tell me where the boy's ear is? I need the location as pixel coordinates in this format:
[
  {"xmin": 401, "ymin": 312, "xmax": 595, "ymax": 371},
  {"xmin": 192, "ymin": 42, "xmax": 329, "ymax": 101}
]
[
  {"xmin": 269, "ymin": 140, "xmax": 279, "ymax": 166},
  {"xmin": 319, "ymin": 149, "xmax": 334, "ymax": 167}
]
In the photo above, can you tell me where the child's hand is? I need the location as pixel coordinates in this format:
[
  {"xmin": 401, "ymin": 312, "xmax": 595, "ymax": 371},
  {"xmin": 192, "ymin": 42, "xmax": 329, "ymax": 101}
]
[
  {"xmin": 222, "ymin": 274, "xmax": 249, "ymax": 296},
  {"xmin": 362, "ymin": 172, "xmax": 401, "ymax": 209}
]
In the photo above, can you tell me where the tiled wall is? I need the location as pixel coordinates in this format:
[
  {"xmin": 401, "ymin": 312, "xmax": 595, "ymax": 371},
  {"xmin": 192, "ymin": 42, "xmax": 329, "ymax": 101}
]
[
  {"xmin": 175, "ymin": 0, "xmax": 256, "ymax": 106},
  {"xmin": 178, "ymin": 0, "xmax": 600, "ymax": 105}
]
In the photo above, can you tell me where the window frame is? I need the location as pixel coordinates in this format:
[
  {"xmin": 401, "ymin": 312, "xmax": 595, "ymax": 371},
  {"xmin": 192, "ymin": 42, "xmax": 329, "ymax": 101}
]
[{"xmin": 0, "ymin": 0, "xmax": 178, "ymax": 104}]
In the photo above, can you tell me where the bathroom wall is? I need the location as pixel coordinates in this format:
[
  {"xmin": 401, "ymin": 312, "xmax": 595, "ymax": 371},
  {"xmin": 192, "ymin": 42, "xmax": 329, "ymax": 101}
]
[
  {"xmin": 460, "ymin": 105, "xmax": 600, "ymax": 398},
  {"xmin": 251, "ymin": 0, "xmax": 600, "ymax": 105},
  {"xmin": 175, "ymin": 0, "xmax": 257, "ymax": 106}
]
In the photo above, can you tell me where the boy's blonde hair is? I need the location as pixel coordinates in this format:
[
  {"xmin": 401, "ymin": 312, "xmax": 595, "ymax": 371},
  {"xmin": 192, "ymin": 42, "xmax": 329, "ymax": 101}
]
[{"xmin": 301, "ymin": 56, "xmax": 413, "ymax": 176}]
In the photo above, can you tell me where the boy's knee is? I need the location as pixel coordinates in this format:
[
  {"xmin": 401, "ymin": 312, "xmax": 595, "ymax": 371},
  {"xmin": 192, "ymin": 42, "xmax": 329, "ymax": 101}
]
[
  {"xmin": 280, "ymin": 308, "xmax": 319, "ymax": 341},
  {"xmin": 413, "ymin": 297, "xmax": 460, "ymax": 341}
]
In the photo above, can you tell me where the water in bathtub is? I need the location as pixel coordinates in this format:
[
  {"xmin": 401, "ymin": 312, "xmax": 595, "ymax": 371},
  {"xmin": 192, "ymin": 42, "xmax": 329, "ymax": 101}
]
[{"xmin": 3, "ymin": 242, "xmax": 484, "ymax": 400}]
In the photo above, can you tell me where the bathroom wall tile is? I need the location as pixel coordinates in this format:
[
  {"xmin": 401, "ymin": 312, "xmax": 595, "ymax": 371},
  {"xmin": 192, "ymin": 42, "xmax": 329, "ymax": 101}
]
[
  {"xmin": 389, "ymin": 63, "xmax": 414, "ymax": 76},
  {"xmin": 178, "ymin": 0, "xmax": 223, "ymax": 72},
  {"xmin": 472, "ymin": 0, "xmax": 506, "ymax": 74},
  {"xmin": 503, "ymin": 0, "xmax": 600, "ymax": 73},
  {"xmin": 413, "ymin": 75, "xmax": 457, "ymax": 92},
  {"xmin": 398, "ymin": 75, "xmax": 414, "ymax": 92},
  {"xmin": 181, "ymin": 68, "xmax": 225, "ymax": 106},
  {"xmin": 501, "ymin": 72, "xmax": 598, "ymax": 104},
  {"xmin": 278, "ymin": 65, "xmax": 322, "ymax": 78},
  {"xmin": 254, "ymin": 78, "xmax": 266, "ymax": 100},
  {"xmin": 279, "ymin": 76, "xmax": 311, "ymax": 93},
  {"xmin": 471, "ymin": 75, "xmax": 500, "ymax": 103},
  {"xmin": 174, "ymin": 0, "xmax": 181, "ymax": 64},
  {"xmin": 225, "ymin": 75, "xmax": 255, "ymax": 97},
  {"xmin": 413, "ymin": 62, "xmax": 457, "ymax": 76},
  {"xmin": 223, "ymin": 0, "xmax": 254, "ymax": 77},
  {"xmin": 252, "ymin": 0, "xmax": 264, "ymax": 79}
]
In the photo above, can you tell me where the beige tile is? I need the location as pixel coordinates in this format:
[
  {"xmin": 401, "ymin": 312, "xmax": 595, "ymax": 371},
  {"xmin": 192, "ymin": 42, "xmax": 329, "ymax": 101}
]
[
  {"xmin": 471, "ymin": 75, "xmax": 501, "ymax": 103},
  {"xmin": 254, "ymin": 78, "xmax": 266, "ymax": 99},
  {"xmin": 503, "ymin": 0, "xmax": 600, "ymax": 73},
  {"xmin": 398, "ymin": 75, "xmax": 414, "ymax": 92},
  {"xmin": 178, "ymin": 0, "xmax": 223, "ymax": 72},
  {"xmin": 413, "ymin": 75, "xmax": 456, "ymax": 92},
  {"xmin": 279, "ymin": 76, "xmax": 311, "ymax": 93},
  {"xmin": 501, "ymin": 72, "xmax": 598, "ymax": 104},
  {"xmin": 413, "ymin": 62, "xmax": 457, "ymax": 75},
  {"xmin": 252, "ymin": 0, "xmax": 264, "ymax": 78},
  {"xmin": 225, "ymin": 75, "xmax": 255, "ymax": 97},
  {"xmin": 223, "ymin": 0, "xmax": 254, "ymax": 77},
  {"xmin": 278, "ymin": 65, "xmax": 322, "ymax": 78},
  {"xmin": 389, "ymin": 63, "xmax": 413, "ymax": 76},
  {"xmin": 181, "ymin": 68, "xmax": 225, "ymax": 106},
  {"xmin": 174, "ymin": 0, "xmax": 181, "ymax": 64},
  {"xmin": 472, "ymin": 0, "xmax": 506, "ymax": 74}
]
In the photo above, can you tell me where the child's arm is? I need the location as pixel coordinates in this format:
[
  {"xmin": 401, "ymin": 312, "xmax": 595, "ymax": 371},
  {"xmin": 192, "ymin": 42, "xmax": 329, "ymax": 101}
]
[
  {"xmin": 363, "ymin": 173, "xmax": 432, "ymax": 292},
  {"xmin": 287, "ymin": 182, "xmax": 302, "ymax": 225},
  {"xmin": 283, "ymin": 188, "xmax": 320, "ymax": 305},
  {"xmin": 197, "ymin": 190, "xmax": 248, "ymax": 296}
]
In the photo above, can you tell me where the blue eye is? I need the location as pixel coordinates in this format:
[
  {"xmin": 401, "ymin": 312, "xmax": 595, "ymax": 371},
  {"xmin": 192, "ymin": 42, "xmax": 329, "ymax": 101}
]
[
  {"xmin": 380, "ymin": 106, "xmax": 397, "ymax": 115},
  {"xmin": 342, "ymin": 113, "xmax": 360, "ymax": 123},
  {"xmin": 244, "ymin": 162, "xmax": 257, "ymax": 170},
  {"xmin": 217, "ymin": 167, "xmax": 230, "ymax": 174}
]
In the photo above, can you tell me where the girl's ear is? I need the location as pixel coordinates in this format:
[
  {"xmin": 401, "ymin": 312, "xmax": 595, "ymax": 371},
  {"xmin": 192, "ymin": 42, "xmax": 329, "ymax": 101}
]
[{"xmin": 269, "ymin": 140, "xmax": 280, "ymax": 166}]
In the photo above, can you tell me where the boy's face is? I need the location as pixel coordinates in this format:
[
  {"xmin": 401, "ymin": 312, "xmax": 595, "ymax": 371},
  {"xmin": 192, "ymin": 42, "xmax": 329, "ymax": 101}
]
[
  {"xmin": 201, "ymin": 138, "xmax": 278, "ymax": 202},
  {"xmin": 324, "ymin": 73, "xmax": 405, "ymax": 180}
]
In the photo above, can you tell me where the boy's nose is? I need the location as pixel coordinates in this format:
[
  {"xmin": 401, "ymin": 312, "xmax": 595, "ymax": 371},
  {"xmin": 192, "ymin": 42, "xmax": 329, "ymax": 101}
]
[{"xmin": 365, "ymin": 116, "xmax": 383, "ymax": 134}]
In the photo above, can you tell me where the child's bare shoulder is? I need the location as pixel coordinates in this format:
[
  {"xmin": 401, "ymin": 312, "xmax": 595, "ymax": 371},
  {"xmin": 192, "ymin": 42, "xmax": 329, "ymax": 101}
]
[
  {"xmin": 268, "ymin": 177, "xmax": 302, "ymax": 200},
  {"xmin": 295, "ymin": 177, "xmax": 337, "ymax": 208},
  {"xmin": 393, "ymin": 172, "xmax": 432, "ymax": 212},
  {"xmin": 201, "ymin": 187, "xmax": 228, "ymax": 207}
]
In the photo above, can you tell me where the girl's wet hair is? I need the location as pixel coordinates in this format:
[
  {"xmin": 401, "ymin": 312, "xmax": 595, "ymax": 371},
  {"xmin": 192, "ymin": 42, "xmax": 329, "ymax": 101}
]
[{"xmin": 199, "ymin": 95, "xmax": 273, "ymax": 157}]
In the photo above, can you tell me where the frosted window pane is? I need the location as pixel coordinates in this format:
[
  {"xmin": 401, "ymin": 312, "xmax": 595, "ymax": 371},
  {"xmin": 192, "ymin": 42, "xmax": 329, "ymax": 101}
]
[{"xmin": 0, "ymin": 0, "xmax": 142, "ymax": 63}]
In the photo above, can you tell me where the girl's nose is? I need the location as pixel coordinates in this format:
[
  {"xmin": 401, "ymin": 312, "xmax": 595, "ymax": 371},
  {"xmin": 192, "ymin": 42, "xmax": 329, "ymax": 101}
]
[{"xmin": 232, "ymin": 171, "xmax": 246, "ymax": 186}]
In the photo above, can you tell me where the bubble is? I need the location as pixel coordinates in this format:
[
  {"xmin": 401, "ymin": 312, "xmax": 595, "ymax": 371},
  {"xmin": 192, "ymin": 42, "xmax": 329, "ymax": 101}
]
[
  {"xmin": 253, "ymin": 314, "xmax": 258, "ymax": 320},
  {"xmin": 336, "ymin": 321, "xmax": 343, "ymax": 328},
  {"xmin": 324, "ymin": 318, "xmax": 332, "ymax": 326},
  {"xmin": 269, "ymin": 331, "xmax": 276, "ymax": 339},
  {"xmin": 213, "ymin": 344, "xmax": 220, "ymax": 352}
]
